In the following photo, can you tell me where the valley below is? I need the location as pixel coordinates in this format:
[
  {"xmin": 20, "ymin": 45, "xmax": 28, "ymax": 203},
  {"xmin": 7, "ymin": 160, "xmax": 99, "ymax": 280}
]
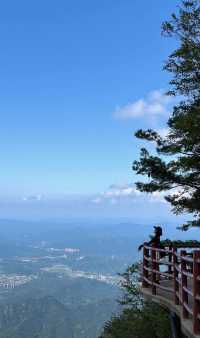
[
  {"xmin": 0, "ymin": 218, "xmax": 188, "ymax": 338},
  {"xmin": 0, "ymin": 219, "xmax": 139, "ymax": 338}
]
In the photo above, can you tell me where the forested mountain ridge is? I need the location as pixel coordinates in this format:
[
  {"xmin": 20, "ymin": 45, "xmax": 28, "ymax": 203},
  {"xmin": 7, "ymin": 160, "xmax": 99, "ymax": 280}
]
[
  {"xmin": 0, "ymin": 292, "xmax": 119, "ymax": 338},
  {"xmin": 0, "ymin": 296, "xmax": 74, "ymax": 338}
]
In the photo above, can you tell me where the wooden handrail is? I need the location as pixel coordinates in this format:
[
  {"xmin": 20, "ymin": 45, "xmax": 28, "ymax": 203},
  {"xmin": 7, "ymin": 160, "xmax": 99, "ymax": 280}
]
[
  {"xmin": 183, "ymin": 302, "xmax": 193, "ymax": 316},
  {"xmin": 151, "ymin": 246, "xmax": 157, "ymax": 295},
  {"xmin": 142, "ymin": 246, "xmax": 149, "ymax": 288},
  {"xmin": 174, "ymin": 263, "xmax": 181, "ymax": 273},
  {"xmin": 181, "ymin": 255, "xmax": 194, "ymax": 263},
  {"xmin": 144, "ymin": 245, "xmax": 173, "ymax": 253},
  {"xmin": 181, "ymin": 250, "xmax": 189, "ymax": 319},
  {"xmin": 144, "ymin": 266, "xmax": 173, "ymax": 278},
  {"xmin": 193, "ymin": 251, "xmax": 200, "ymax": 334},
  {"xmin": 195, "ymin": 294, "xmax": 200, "ymax": 301},
  {"xmin": 141, "ymin": 244, "xmax": 200, "ymax": 335},
  {"xmin": 182, "ymin": 285, "xmax": 193, "ymax": 297},
  {"xmin": 143, "ymin": 255, "xmax": 151, "ymax": 261},
  {"xmin": 143, "ymin": 276, "xmax": 152, "ymax": 285},
  {"xmin": 182, "ymin": 270, "xmax": 193, "ymax": 278},
  {"xmin": 175, "ymin": 277, "xmax": 181, "ymax": 285},
  {"xmin": 153, "ymin": 282, "xmax": 173, "ymax": 293},
  {"xmin": 173, "ymin": 247, "xmax": 179, "ymax": 305},
  {"xmin": 157, "ymin": 260, "xmax": 174, "ymax": 266},
  {"xmin": 176, "ymin": 291, "xmax": 182, "ymax": 303}
]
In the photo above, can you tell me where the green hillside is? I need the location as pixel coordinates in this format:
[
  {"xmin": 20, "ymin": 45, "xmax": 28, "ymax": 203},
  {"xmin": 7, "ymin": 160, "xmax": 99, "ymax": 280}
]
[{"xmin": 0, "ymin": 296, "xmax": 74, "ymax": 338}]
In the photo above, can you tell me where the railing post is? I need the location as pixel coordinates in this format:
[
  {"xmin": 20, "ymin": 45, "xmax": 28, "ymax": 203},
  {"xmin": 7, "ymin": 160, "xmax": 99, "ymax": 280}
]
[
  {"xmin": 173, "ymin": 247, "xmax": 179, "ymax": 305},
  {"xmin": 168, "ymin": 244, "xmax": 173, "ymax": 275},
  {"xmin": 142, "ymin": 246, "xmax": 149, "ymax": 288},
  {"xmin": 193, "ymin": 251, "xmax": 200, "ymax": 334},
  {"xmin": 181, "ymin": 250, "xmax": 189, "ymax": 318},
  {"xmin": 151, "ymin": 246, "xmax": 157, "ymax": 295}
]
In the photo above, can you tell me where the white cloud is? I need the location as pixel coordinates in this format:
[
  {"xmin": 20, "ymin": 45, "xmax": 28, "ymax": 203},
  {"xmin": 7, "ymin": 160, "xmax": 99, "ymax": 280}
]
[
  {"xmin": 114, "ymin": 90, "xmax": 173, "ymax": 119},
  {"xmin": 92, "ymin": 197, "xmax": 102, "ymax": 204},
  {"xmin": 92, "ymin": 183, "xmax": 166, "ymax": 205},
  {"xmin": 157, "ymin": 127, "xmax": 169, "ymax": 138},
  {"xmin": 101, "ymin": 184, "xmax": 140, "ymax": 199},
  {"xmin": 150, "ymin": 191, "xmax": 166, "ymax": 203},
  {"xmin": 22, "ymin": 195, "xmax": 43, "ymax": 202}
]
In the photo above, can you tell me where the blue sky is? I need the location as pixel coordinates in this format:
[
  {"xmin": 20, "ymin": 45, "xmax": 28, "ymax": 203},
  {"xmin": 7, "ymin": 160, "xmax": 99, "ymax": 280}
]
[{"xmin": 0, "ymin": 0, "xmax": 184, "ymax": 220}]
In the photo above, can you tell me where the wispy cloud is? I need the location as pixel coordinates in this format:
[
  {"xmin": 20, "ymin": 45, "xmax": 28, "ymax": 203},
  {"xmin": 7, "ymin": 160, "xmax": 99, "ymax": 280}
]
[
  {"xmin": 22, "ymin": 195, "xmax": 43, "ymax": 202},
  {"xmin": 92, "ymin": 183, "xmax": 166, "ymax": 205},
  {"xmin": 114, "ymin": 90, "xmax": 173, "ymax": 119}
]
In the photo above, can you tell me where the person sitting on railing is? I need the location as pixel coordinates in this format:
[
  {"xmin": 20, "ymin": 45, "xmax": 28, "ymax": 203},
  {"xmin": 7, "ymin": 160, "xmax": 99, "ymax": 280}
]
[
  {"xmin": 138, "ymin": 226, "xmax": 164, "ymax": 256},
  {"xmin": 138, "ymin": 226, "xmax": 165, "ymax": 284}
]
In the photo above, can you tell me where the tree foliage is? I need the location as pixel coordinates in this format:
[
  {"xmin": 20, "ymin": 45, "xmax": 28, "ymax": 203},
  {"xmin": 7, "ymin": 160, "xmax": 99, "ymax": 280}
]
[
  {"xmin": 99, "ymin": 264, "xmax": 172, "ymax": 338},
  {"xmin": 133, "ymin": 1, "xmax": 200, "ymax": 229}
]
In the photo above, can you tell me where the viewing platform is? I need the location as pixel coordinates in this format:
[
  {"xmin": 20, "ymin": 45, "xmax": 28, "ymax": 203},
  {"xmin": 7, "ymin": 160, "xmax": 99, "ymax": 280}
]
[{"xmin": 140, "ymin": 244, "xmax": 200, "ymax": 338}]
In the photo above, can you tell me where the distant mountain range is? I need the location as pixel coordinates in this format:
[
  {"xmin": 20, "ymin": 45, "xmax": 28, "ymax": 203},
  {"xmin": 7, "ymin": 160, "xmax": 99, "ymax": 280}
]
[{"xmin": 0, "ymin": 295, "xmax": 119, "ymax": 338}]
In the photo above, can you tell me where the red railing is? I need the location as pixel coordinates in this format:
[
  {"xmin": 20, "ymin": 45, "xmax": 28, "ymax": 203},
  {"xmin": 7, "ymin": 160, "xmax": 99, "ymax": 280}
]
[{"xmin": 142, "ymin": 245, "xmax": 200, "ymax": 335}]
